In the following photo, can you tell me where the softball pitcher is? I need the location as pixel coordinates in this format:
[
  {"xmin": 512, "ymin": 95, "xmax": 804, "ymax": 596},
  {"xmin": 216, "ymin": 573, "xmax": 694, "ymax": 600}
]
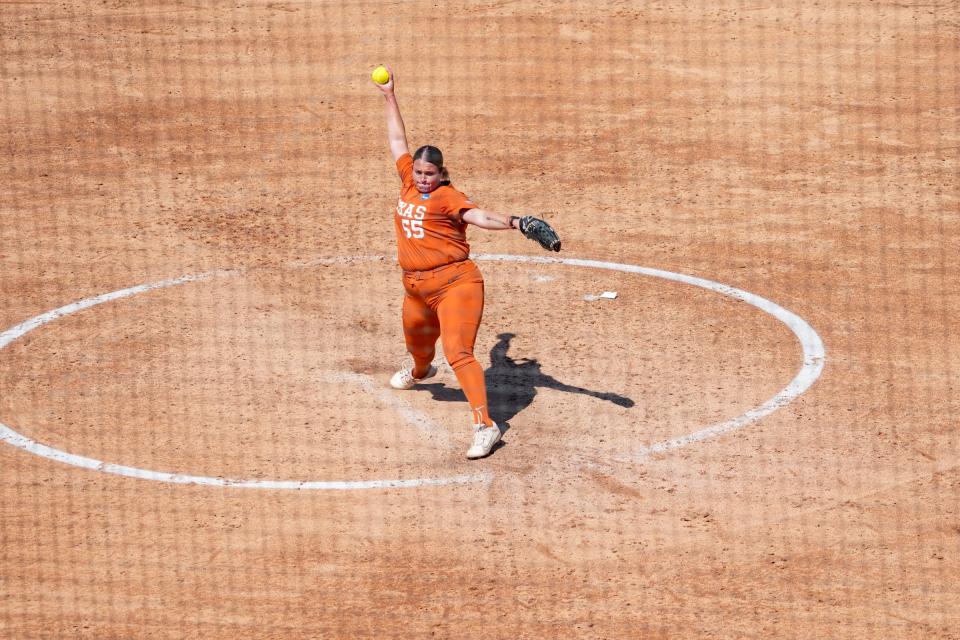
[{"xmin": 372, "ymin": 66, "xmax": 560, "ymax": 459}]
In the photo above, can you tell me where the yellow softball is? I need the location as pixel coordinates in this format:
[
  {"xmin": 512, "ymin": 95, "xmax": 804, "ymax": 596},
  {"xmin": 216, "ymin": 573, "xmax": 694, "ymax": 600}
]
[{"xmin": 371, "ymin": 66, "xmax": 390, "ymax": 85}]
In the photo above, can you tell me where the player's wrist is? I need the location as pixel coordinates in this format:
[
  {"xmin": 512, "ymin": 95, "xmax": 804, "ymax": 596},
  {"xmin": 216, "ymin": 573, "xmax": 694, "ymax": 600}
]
[{"xmin": 509, "ymin": 215, "xmax": 520, "ymax": 230}]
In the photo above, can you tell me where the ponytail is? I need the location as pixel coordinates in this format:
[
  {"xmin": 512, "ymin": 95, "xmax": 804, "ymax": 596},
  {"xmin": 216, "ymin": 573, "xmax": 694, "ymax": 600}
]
[{"xmin": 413, "ymin": 144, "xmax": 451, "ymax": 186}]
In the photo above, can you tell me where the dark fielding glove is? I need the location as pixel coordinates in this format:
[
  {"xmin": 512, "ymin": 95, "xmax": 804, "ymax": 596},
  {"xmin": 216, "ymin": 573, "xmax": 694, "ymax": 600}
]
[{"xmin": 517, "ymin": 216, "xmax": 561, "ymax": 252}]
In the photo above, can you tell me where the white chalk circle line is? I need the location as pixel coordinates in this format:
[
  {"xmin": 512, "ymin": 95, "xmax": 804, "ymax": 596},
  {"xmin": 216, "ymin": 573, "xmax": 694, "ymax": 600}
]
[
  {"xmin": 474, "ymin": 254, "xmax": 825, "ymax": 460},
  {"xmin": 0, "ymin": 265, "xmax": 487, "ymax": 490},
  {"xmin": 0, "ymin": 254, "xmax": 824, "ymax": 486}
]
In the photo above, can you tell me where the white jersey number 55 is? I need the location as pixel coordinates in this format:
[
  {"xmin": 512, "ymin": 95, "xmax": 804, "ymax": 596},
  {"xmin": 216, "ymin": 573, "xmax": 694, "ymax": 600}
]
[{"xmin": 402, "ymin": 219, "xmax": 424, "ymax": 239}]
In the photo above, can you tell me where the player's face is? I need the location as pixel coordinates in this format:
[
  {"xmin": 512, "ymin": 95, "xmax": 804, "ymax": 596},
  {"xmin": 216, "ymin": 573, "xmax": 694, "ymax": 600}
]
[{"xmin": 413, "ymin": 159, "xmax": 443, "ymax": 193}]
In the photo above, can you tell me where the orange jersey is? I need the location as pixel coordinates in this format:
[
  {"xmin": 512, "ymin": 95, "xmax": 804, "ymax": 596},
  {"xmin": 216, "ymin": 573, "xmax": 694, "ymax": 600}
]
[{"xmin": 394, "ymin": 153, "xmax": 478, "ymax": 272}]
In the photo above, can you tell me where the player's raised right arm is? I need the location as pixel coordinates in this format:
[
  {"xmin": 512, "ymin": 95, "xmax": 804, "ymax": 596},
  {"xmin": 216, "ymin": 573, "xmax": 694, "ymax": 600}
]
[{"xmin": 372, "ymin": 67, "xmax": 409, "ymax": 161}]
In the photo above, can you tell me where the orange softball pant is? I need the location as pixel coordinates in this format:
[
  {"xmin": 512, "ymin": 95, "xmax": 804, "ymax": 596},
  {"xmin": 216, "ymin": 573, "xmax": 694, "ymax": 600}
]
[{"xmin": 401, "ymin": 259, "xmax": 493, "ymax": 427}]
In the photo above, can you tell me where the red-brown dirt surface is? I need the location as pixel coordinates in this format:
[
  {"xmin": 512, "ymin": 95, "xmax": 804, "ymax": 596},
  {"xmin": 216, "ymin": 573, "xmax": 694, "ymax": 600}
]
[{"xmin": 1, "ymin": 1, "xmax": 958, "ymax": 637}]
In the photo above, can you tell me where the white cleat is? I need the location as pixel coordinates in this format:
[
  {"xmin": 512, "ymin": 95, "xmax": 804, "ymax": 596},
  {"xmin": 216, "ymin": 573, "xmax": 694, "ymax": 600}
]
[
  {"xmin": 389, "ymin": 365, "xmax": 437, "ymax": 390},
  {"xmin": 466, "ymin": 422, "xmax": 502, "ymax": 459}
]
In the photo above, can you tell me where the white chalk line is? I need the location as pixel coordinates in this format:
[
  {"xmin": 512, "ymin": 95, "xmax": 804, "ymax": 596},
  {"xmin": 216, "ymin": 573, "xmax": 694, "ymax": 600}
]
[
  {"xmin": 0, "ymin": 424, "xmax": 481, "ymax": 490},
  {"xmin": 0, "ymin": 253, "xmax": 824, "ymax": 486},
  {"xmin": 0, "ymin": 264, "xmax": 487, "ymax": 490},
  {"xmin": 0, "ymin": 271, "xmax": 230, "ymax": 350},
  {"xmin": 473, "ymin": 255, "xmax": 826, "ymax": 461}
]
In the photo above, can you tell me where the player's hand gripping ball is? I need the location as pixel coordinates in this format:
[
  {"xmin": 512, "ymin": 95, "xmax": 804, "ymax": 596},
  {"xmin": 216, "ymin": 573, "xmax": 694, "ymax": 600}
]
[{"xmin": 371, "ymin": 66, "xmax": 391, "ymax": 85}]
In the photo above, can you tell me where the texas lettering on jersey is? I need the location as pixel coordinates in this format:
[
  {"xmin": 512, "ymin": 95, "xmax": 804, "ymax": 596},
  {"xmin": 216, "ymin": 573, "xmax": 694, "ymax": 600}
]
[
  {"xmin": 396, "ymin": 199, "xmax": 427, "ymax": 239},
  {"xmin": 393, "ymin": 153, "xmax": 477, "ymax": 271}
]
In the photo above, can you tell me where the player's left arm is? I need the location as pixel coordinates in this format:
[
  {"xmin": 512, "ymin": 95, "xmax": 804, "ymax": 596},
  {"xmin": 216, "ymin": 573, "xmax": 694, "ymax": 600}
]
[
  {"xmin": 461, "ymin": 208, "xmax": 520, "ymax": 231},
  {"xmin": 464, "ymin": 208, "xmax": 562, "ymax": 251}
]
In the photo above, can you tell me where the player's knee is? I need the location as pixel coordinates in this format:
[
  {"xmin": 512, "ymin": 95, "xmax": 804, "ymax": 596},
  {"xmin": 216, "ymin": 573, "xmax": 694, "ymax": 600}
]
[{"xmin": 445, "ymin": 350, "xmax": 475, "ymax": 371}]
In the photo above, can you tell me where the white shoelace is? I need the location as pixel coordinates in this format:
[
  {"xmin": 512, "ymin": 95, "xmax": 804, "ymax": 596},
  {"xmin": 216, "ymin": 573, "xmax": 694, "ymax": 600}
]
[{"xmin": 474, "ymin": 425, "xmax": 495, "ymax": 443}]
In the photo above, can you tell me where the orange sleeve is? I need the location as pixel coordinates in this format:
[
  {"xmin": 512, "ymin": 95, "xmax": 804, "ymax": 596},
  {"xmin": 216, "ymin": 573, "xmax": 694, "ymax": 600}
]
[
  {"xmin": 396, "ymin": 153, "xmax": 414, "ymax": 189},
  {"xmin": 442, "ymin": 187, "xmax": 478, "ymax": 221}
]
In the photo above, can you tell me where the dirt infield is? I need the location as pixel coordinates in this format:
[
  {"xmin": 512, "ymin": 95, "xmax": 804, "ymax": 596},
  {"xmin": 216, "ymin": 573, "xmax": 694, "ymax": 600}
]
[{"xmin": 1, "ymin": 0, "xmax": 958, "ymax": 637}]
